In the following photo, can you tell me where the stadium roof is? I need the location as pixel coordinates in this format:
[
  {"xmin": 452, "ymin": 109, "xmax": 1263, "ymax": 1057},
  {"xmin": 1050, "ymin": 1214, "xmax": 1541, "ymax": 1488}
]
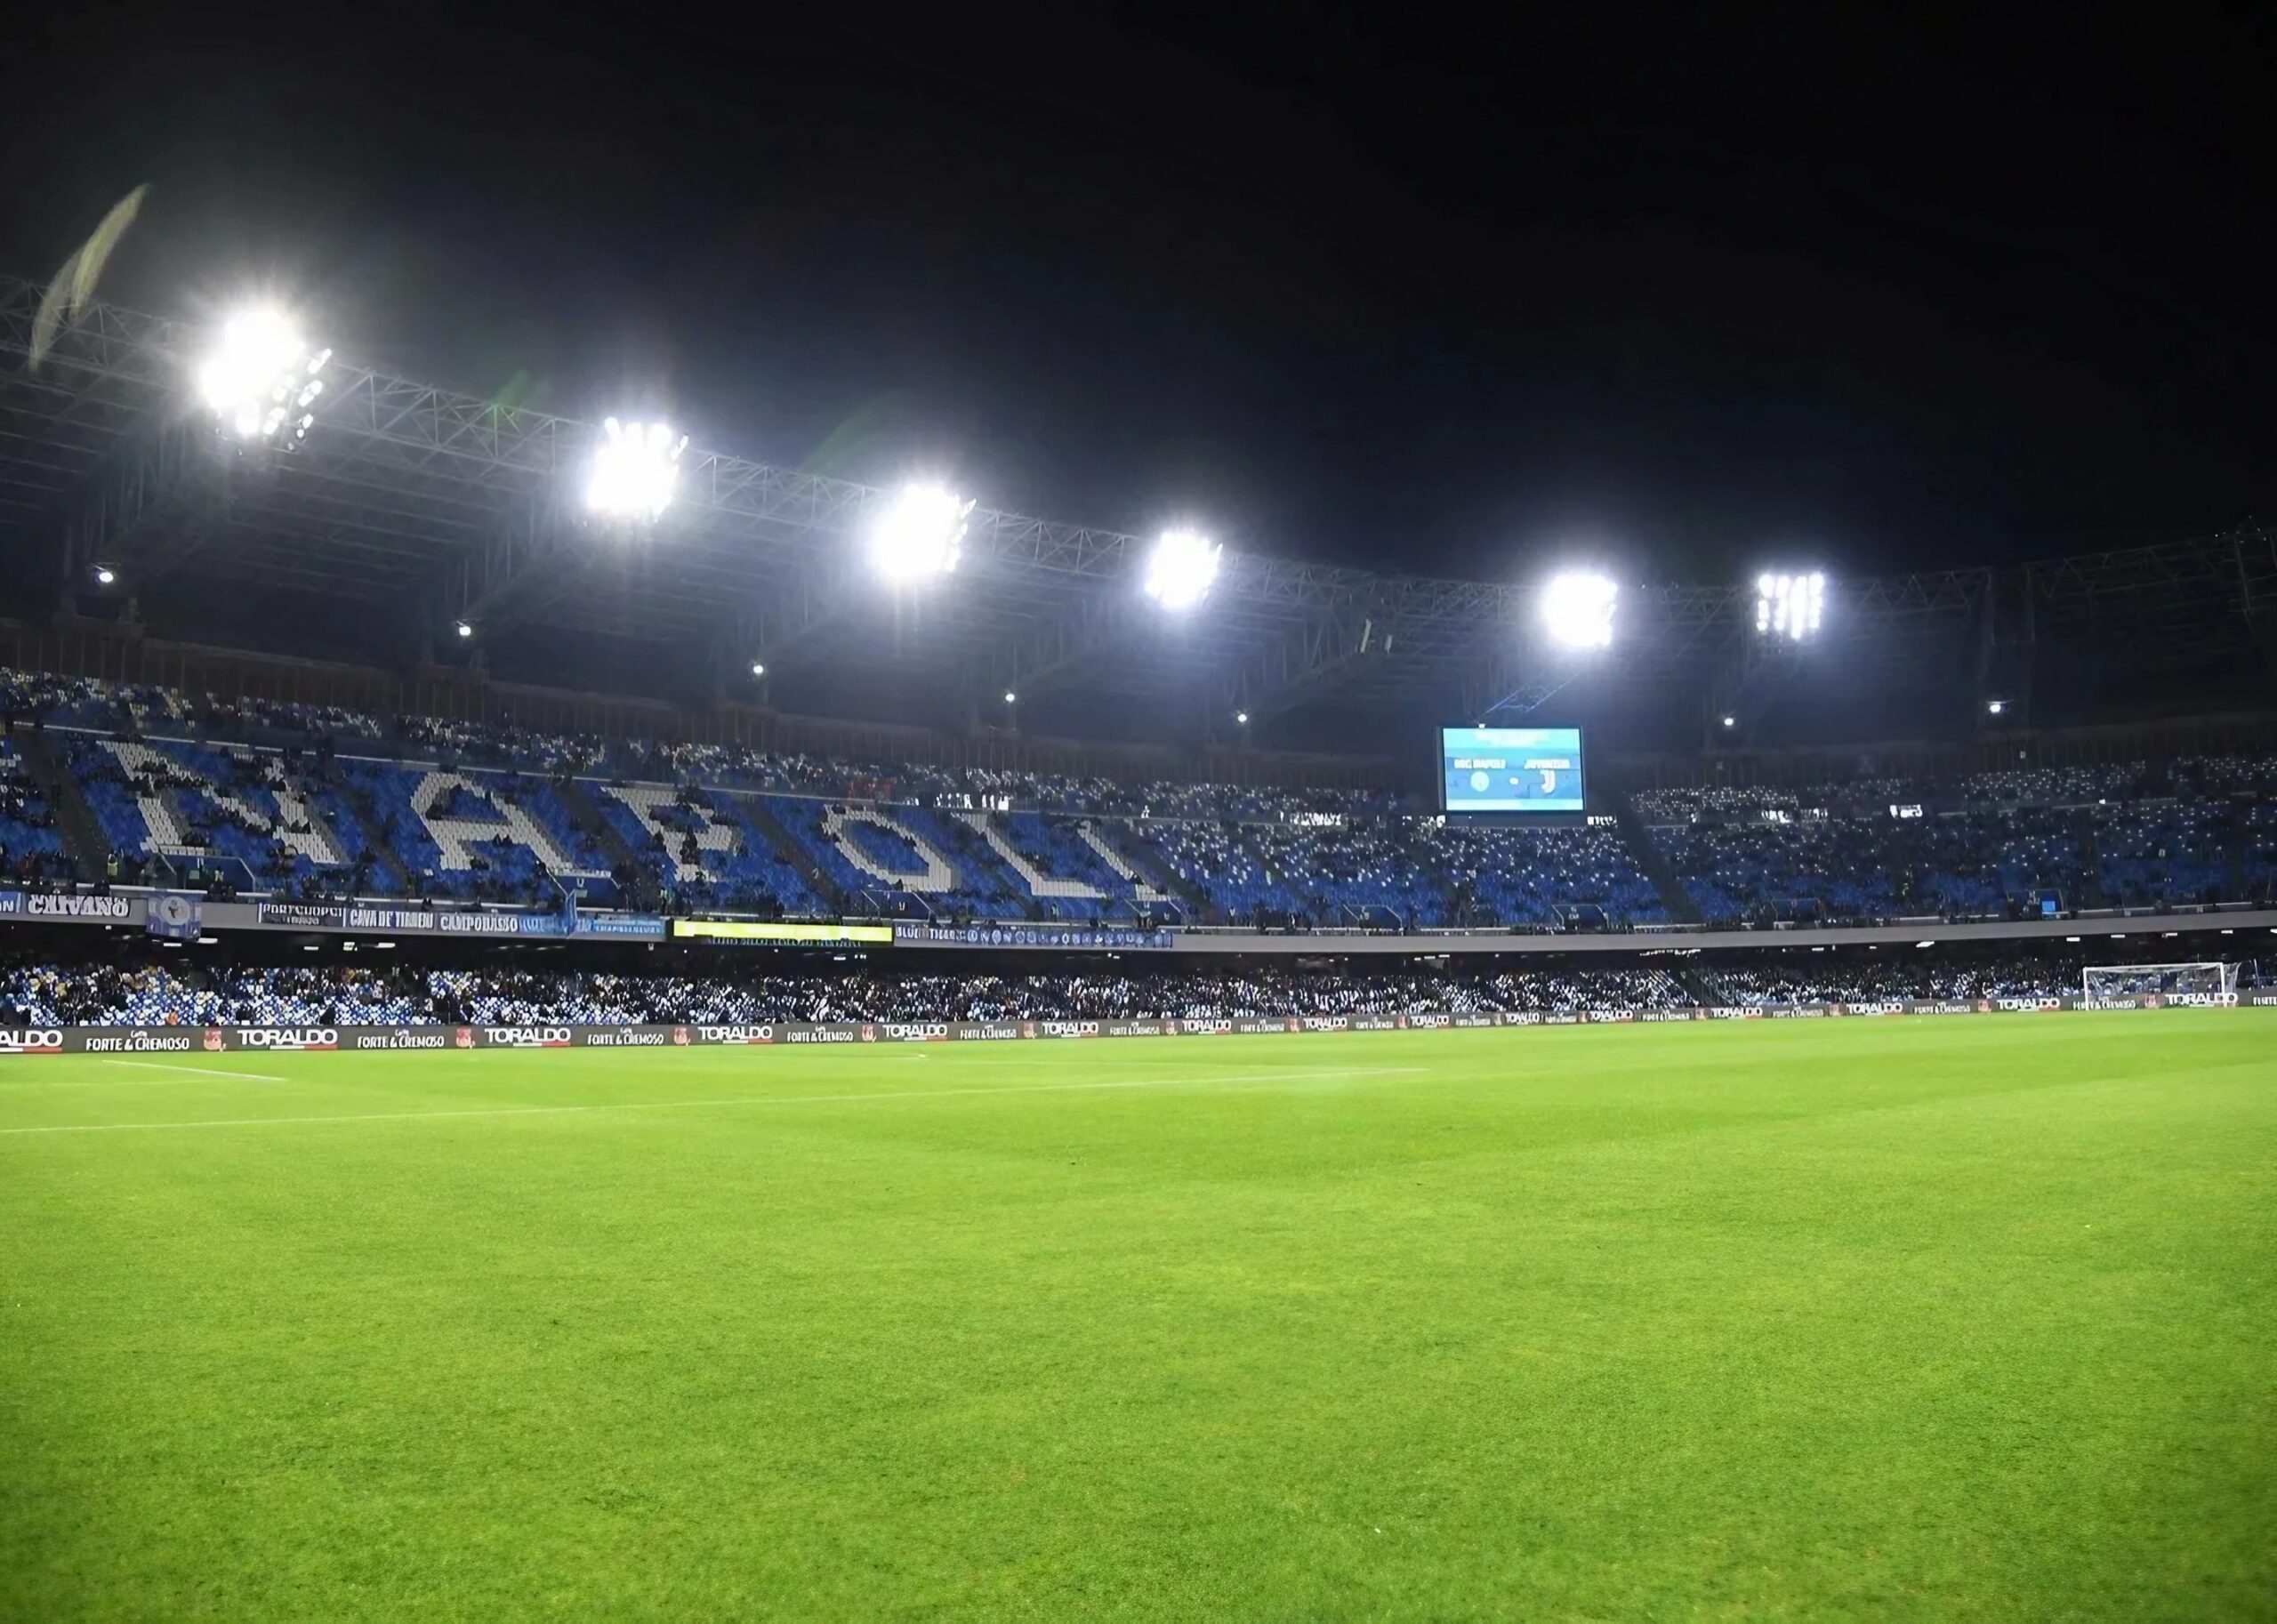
[{"xmin": 3, "ymin": 272, "xmax": 2272, "ymax": 749}]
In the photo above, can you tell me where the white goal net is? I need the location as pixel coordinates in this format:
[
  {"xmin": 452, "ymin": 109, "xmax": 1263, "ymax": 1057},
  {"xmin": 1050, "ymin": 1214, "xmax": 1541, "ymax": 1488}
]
[{"xmin": 2080, "ymin": 961, "xmax": 2241, "ymax": 1004}]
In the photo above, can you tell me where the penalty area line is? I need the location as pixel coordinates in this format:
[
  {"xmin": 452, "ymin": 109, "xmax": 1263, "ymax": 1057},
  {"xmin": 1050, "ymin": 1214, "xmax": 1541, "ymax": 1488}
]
[
  {"xmin": 0, "ymin": 1065, "xmax": 1431, "ymax": 1137},
  {"xmin": 101, "ymin": 1059, "xmax": 289, "ymax": 1083}
]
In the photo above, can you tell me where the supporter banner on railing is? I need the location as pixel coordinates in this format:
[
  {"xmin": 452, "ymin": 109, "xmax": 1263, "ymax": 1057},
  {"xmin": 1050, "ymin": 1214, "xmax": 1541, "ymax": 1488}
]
[
  {"xmin": 1, "ymin": 995, "xmax": 2265, "ymax": 1056},
  {"xmin": 253, "ymin": 902, "xmax": 668, "ymax": 939},
  {"xmin": 892, "ymin": 922, "xmax": 1177, "ymax": 952},
  {"xmin": 0, "ymin": 892, "xmax": 141, "ymax": 925}
]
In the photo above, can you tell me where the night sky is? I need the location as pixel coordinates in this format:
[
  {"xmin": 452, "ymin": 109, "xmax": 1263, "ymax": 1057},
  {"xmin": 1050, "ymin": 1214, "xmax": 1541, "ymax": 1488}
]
[{"xmin": 4, "ymin": 4, "xmax": 2271, "ymax": 589}]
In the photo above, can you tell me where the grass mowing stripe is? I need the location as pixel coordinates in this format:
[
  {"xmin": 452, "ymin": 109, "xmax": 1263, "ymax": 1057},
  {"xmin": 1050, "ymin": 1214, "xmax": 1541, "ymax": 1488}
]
[{"xmin": 0, "ymin": 1063, "xmax": 1432, "ymax": 1136}]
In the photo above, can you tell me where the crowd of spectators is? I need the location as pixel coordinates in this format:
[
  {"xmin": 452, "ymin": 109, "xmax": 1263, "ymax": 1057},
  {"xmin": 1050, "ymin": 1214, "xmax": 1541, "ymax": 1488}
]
[{"xmin": 5, "ymin": 938, "xmax": 2263, "ymax": 1029}]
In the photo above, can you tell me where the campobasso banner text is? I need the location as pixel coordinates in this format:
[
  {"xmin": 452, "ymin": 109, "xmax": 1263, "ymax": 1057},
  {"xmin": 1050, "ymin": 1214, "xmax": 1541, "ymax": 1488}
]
[{"xmin": 3, "ymin": 993, "xmax": 2267, "ymax": 1055}]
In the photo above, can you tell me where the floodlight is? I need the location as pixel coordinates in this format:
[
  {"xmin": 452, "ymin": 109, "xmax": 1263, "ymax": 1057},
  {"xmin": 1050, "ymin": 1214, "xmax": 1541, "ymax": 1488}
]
[
  {"xmin": 868, "ymin": 481, "xmax": 972, "ymax": 583},
  {"xmin": 454, "ymin": 620, "xmax": 474, "ymax": 639},
  {"xmin": 1539, "ymin": 571, "xmax": 1618, "ymax": 649},
  {"xmin": 585, "ymin": 417, "xmax": 688, "ymax": 520},
  {"xmin": 1986, "ymin": 698, "xmax": 2006, "ymax": 715},
  {"xmin": 1754, "ymin": 571, "xmax": 1826, "ymax": 641},
  {"xmin": 1235, "ymin": 711, "xmax": 1250, "ymax": 725},
  {"xmin": 750, "ymin": 661, "xmax": 766, "ymax": 678},
  {"xmin": 1002, "ymin": 691, "xmax": 1018, "ymax": 705},
  {"xmin": 93, "ymin": 564, "xmax": 116, "ymax": 585},
  {"xmin": 1144, "ymin": 527, "xmax": 1222, "ymax": 610},
  {"xmin": 1720, "ymin": 714, "xmax": 1736, "ymax": 728},
  {"xmin": 195, "ymin": 306, "xmax": 329, "ymax": 448}
]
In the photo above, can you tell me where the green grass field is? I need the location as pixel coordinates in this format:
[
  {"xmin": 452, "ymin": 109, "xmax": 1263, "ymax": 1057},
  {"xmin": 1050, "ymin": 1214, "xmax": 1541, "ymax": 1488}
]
[{"xmin": 3, "ymin": 1017, "xmax": 2272, "ymax": 1620}]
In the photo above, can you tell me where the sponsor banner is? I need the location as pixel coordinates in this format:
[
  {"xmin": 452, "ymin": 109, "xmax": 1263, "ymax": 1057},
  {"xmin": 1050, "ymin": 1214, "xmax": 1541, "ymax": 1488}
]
[
  {"xmin": 229, "ymin": 1027, "xmax": 339, "ymax": 1051},
  {"xmin": 147, "ymin": 892, "xmax": 203, "ymax": 941},
  {"xmin": 4, "ymin": 998, "xmax": 2265, "ymax": 1056},
  {"xmin": 0, "ymin": 890, "xmax": 24, "ymax": 915},
  {"xmin": 672, "ymin": 920, "xmax": 896, "ymax": 945},
  {"xmin": 893, "ymin": 921, "xmax": 1175, "ymax": 952},
  {"xmin": 343, "ymin": 1028, "xmax": 454, "ymax": 1050}
]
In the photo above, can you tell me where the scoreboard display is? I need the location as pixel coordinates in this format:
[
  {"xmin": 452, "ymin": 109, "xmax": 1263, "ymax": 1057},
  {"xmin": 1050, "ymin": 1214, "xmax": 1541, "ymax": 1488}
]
[{"xmin": 1439, "ymin": 726, "xmax": 1586, "ymax": 814}]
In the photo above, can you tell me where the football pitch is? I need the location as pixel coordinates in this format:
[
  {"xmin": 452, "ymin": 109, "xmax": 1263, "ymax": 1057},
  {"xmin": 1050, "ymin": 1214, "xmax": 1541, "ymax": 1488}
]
[{"xmin": 3, "ymin": 1017, "xmax": 2272, "ymax": 1620}]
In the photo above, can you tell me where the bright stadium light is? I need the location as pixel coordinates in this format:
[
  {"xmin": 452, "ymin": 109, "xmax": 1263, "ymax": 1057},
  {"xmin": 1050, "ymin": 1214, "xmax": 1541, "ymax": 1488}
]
[
  {"xmin": 868, "ymin": 481, "xmax": 973, "ymax": 583},
  {"xmin": 1720, "ymin": 714, "xmax": 1736, "ymax": 728},
  {"xmin": 1754, "ymin": 571, "xmax": 1826, "ymax": 641},
  {"xmin": 1235, "ymin": 710, "xmax": 1250, "ymax": 725},
  {"xmin": 1986, "ymin": 698, "xmax": 2007, "ymax": 716},
  {"xmin": 454, "ymin": 620, "xmax": 474, "ymax": 639},
  {"xmin": 93, "ymin": 564, "xmax": 116, "ymax": 585},
  {"xmin": 1144, "ymin": 527, "xmax": 1222, "ymax": 610},
  {"xmin": 1002, "ymin": 690, "xmax": 1018, "ymax": 705},
  {"xmin": 195, "ymin": 306, "xmax": 329, "ymax": 448},
  {"xmin": 585, "ymin": 418, "xmax": 688, "ymax": 520},
  {"xmin": 750, "ymin": 661, "xmax": 766, "ymax": 678},
  {"xmin": 1539, "ymin": 571, "xmax": 1619, "ymax": 649}
]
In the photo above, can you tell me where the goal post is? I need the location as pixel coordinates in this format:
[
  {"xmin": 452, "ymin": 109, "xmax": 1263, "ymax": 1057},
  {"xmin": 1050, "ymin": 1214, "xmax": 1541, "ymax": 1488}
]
[{"xmin": 2080, "ymin": 961, "xmax": 2241, "ymax": 1003}]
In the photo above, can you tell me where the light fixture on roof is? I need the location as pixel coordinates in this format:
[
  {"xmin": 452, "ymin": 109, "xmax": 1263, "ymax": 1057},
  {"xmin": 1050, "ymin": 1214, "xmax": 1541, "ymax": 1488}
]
[
  {"xmin": 1235, "ymin": 710, "xmax": 1250, "ymax": 725},
  {"xmin": 1986, "ymin": 698, "xmax": 2007, "ymax": 716},
  {"xmin": 869, "ymin": 481, "xmax": 972, "ymax": 583},
  {"xmin": 585, "ymin": 417, "xmax": 688, "ymax": 520},
  {"xmin": 1754, "ymin": 571, "xmax": 1826, "ymax": 641},
  {"xmin": 1720, "ymin": 714, "xmax": 1736, "ymax": 728},
  {"xmin": 196, "ymin": 305, "xmax": 328, "ymax": 448},
  {"xmin": 1540, "ymin": 571, "xmax": 1618, "ymax": 649},
  {"xmin": 454, "ymin": 620, "xmax": 474, "ymax": 639},
  {"xmin": 1144, "ymin": 527, "xmax": 1222, "ymax": 610},
  {"xmin": 1002, "ymin": 691, "xmax": 1018, "ymax": 704},
  {"xmin": 93, "ymin": 564, "xmax": 116, "ymax": 585},
  {"xmin": 750, "ymin": 661, "xmax": 767, "ymax": 678}
]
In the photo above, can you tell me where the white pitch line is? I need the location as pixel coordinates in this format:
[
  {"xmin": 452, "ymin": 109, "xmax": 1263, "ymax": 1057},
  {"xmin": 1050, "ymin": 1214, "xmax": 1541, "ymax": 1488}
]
[
  {"xmin": 0, "ymin": 1065, "xmax": 1430, "ymax": 1138},
  {"xmin": 101, "ymin": 1059, "xmax": 288, "ymax": 1083}
]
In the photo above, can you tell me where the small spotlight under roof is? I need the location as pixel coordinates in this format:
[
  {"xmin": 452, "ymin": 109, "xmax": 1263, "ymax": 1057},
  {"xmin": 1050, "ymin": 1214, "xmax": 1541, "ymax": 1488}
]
[
  {"xmin": 868, "ymin": 481, "xmax": 972, "ymax": 583},
  {"xmin": 454, "ymin": 620, "xmax": 473, "ymax": 639},
  {"xmin": 1235, "ymin": 710, "xmax": 1250, "ymax": 725},
  {"xmin": 750, "ymin": 661, "xmax": 766, "ymax": 678},
  {"xmin": 1002, "ymin": 691, "xmax": 1018, "ymax": 704},
  {"xmin": 1755, "ymin": 571, "xmax": 1826, "ymax": 641},
  {"xmin": 1540, "ymin": 571, "xmax": 1618, "ymax": 649},
  {"xmin": 93, "ymin": 564, "xmax": 116, "ymax": 585},
  {"xmin": 1720, "ymin": 714, "xmax": 1736, "ymax": 728},
  {"xmin": 585, "ymin": 417, "xmax": 688, "ymax": 520},
  {"xmin": 1986, "ymin": 698, "xmax": 2007, "ymax": 715},
  {"xmin": 1144, "ymin": 527, "xmax": 1222, "ymax": 610}
]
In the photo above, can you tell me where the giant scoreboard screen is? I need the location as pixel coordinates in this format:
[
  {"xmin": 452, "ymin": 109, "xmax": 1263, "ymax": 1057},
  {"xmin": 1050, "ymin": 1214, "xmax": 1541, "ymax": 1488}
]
[{"xmin": 1438, "ymin": 726, "xmax": 1586, "ymax": 814}]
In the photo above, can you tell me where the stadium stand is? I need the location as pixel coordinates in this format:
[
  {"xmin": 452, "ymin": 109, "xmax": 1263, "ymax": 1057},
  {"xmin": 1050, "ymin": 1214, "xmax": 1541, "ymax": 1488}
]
[{"xmin": 4, "ymin": 668, "xmax": 2276, "ymax": 929}]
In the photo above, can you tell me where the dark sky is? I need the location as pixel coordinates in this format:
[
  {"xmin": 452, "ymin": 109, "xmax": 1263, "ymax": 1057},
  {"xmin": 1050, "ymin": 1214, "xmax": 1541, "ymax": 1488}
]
[{"xmin": 5, "ymin": 4, "xmax": 2271, "ymax": 586}]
